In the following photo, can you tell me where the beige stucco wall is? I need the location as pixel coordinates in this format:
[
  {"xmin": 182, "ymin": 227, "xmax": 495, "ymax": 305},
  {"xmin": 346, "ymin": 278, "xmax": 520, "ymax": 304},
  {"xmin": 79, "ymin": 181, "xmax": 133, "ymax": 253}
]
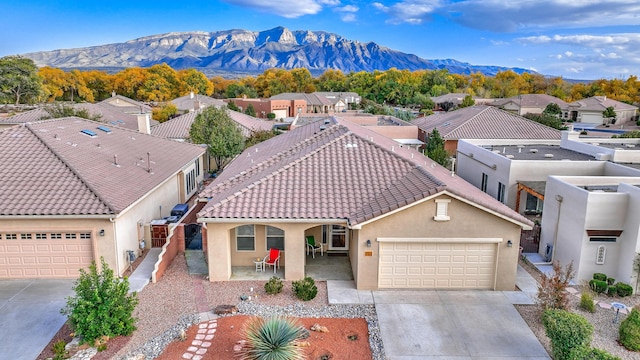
[{"xmin": 355, "ymin": 193, "xmax": 522, "ymax": 290}]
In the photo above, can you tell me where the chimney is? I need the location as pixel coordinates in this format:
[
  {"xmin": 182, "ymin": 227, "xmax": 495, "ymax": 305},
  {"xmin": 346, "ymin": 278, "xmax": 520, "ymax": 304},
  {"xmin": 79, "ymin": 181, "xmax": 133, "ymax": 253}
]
[
  {"xmin": 194, "ymin": 100, "xmax": 201, "ymax": 111},
  {"xmin": 190, "ymin": 91, "xmax": 194, "ymax": 99},
  {"xmin": 111, "ymin": 91, "xmax": 116, "ymax": 97},
  {"xmin": 137, "ymin": 113, "xmax": 151, "ymax": 134}
]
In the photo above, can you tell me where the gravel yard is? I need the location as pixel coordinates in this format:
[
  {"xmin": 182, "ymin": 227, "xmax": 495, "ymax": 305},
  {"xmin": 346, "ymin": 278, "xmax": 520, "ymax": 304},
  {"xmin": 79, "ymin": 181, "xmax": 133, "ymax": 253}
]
[{"xmin": 517, "ymin": 259, "xmax": 640, "ymax": 359}]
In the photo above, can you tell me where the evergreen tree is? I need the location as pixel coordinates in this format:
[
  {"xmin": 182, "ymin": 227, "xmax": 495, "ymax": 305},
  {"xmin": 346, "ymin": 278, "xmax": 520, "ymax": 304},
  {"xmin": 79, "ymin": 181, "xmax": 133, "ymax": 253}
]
[
  {"xmin": 425, "ymin": 129, "xmax": 451, "ymax": 167},
  {"xmin": 244, "ymin": 103, "xmax": 256, "ymax": 117}
]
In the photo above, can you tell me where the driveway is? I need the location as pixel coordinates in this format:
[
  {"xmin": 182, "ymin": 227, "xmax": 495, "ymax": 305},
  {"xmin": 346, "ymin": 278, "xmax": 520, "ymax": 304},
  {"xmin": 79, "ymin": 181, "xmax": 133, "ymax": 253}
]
[
  {"xmin": 0, "ymin": 279, "xmax": 75, "ymax": 360},
  {"xmin": 374, "ymin": 290, "xmax": 550, "ymax": 359}
]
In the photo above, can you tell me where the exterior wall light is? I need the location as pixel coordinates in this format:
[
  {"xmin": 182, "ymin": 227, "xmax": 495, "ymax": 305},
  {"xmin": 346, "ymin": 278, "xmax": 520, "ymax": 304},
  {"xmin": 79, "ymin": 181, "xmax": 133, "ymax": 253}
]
[
  {"xmin": 366, "ymin": 239, "xmax": 372, "ymax": 247},
  {"xmin": 99, "ymin": 229, "xmax": 105, "ymax": 237},
  {"xmin": 507, "ymin": 240, "xmax": 513, "ymax": 247}
]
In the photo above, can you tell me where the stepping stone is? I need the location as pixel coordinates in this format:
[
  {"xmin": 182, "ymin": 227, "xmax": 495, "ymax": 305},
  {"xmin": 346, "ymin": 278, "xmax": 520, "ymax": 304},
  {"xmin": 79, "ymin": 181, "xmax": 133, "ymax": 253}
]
[
  {"xmin": 208, "ymin": 322, "xmax": 217, "ymax": 328},
  {"xmin": 205, "ymin": 335, "xmax": 214, "ymax": 340},
  {"xmin": 619, "ymin": 307, "xmax": 629, "ymax": 314},
  {"xmin": 196, "ymin": 349, "xmax": 207, "ymax": 355},
  {"xmin": 207, "ymin": 329, "xmax": 216, "ymax": 334},
  {"xmin": 599, "ymin": 302, "xmax": 612, "ymax": 309},
  {"xmin": 193, "ymin": 356, "xmax": 203, "ymax": 360},
  {"xmin": 195, "ymin": 334, "xmax": 205, "ymax": 340},
  {"xmin": 202, "ymin": 342, "xmax": 212, "ymax": 348},
  {"xmin": 197, "ymin": 329, "xmax": 207, "ymax": 334},
  {"xmin": 188, "ymin": 346, "xmax": 198, "ymax": 352},
  {"xmin": 565, "ymin": 287, "xmax": 578, "ymax": 294},
  {"xmin": 198, "ymin": 324, "xmax": 207, "ymax": 329},
  {"xmin": 182, "ymin": 353, "xmax": 193, "ymax": 359},
  {"xmin": 192, "ymin": 340, "xmax": 202, "ymax": 346}
]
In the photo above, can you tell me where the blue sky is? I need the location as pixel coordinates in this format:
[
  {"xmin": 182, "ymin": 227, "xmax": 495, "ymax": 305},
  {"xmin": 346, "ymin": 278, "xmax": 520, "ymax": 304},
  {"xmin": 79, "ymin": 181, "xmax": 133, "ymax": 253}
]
[{"xmin": 1, "ymin": 0, "xmax": 639, "ymax": 80}]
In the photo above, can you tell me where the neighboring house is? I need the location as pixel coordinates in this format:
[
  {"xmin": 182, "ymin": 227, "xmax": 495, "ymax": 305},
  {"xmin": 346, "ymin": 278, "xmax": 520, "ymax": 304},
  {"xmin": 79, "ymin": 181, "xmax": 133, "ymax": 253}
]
[
  {"xmin": 0, "ymin": 117, "xmax": 206, "ymax": 279},
  {"xmin": 413, "ymin": 105, "xmax": 561, "ymax": 154},
  {"xmin": 563, "ymin": 96, "xmax": 638, "ymax": 124},
  {"xmin": 196, "ymin": 117, "xmax": 532, "ymax": 291},
  {"xmin": 170, "ymin": 92, "xmax": 226, "ymax": 113},
  {"xmin": 228, "ymin": 98, "xmax": 307, "ymax": 120},
  {"xmin": 270, "ymin": 93, "xmax": 335, "ymax": 114},
  {"xmin": 337, "ymin": 113, "xmax": 423, "ymax": 150},
  {"xmin": 99, "ymin": 92, "xmax": 152, "ymax": 114},
  {"xmin": 151, "ymin": 109, "xmax": 275, "ymax": 141},
  {"xmin": 0, "ymin": 108, "xmax": 50, "ymax": 130},
  {"xmin": 490, "ymin": 94, "xmax": 568, "ymax": 116},
  {"xmin": 314, "ymin": 92, "xmax": 361, "ymax": 111}
]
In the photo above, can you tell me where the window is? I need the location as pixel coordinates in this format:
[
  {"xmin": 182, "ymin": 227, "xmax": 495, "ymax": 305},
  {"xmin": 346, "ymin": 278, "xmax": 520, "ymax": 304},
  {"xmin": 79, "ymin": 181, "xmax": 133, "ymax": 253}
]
[
  {"xmin": 434, "ymin": 199, "xmax": 451, "ymax": 221},
  {"xmin": 266, "ymin": 226, "xmax": 285, "ymax": 251},
  {"xmin": 4, "ymin": 233, "xmax": 17, "ymax": 240},
  {"xmin": 65, "ymin": 233, "xmax": 77, "ymax": 239},
  {"xmin": 35, "ymin": 233, "xmax": 47, "ymax": 240},
  {"xmin": 80, "ymin": 232, "xmax": 91, "ymax": 239},
  {"xmin": 497, "ymin": 182, "xmax": 506, "ymax": 203},
  {"xmin": 481, "ymin": 173, "xmax": 488, "ymax": 192},
  {"xmin": 20, "ymin": 233, "xmax": 32, "ymax": 240},
  {"xmin": 590, "ymin": 237, "xmax": 617, "ymax": 242},
  {"xmin": 195, "ymin": 159, "xmax": 201, "ymax": 177},
  {"xmin": 185, "ymin": 168, "xmax": 196, "ymax": 195},
  {"xmin": 236, "ymin": 225, "xmax": 255, "ymax": 251},
  {"xmin": 50, "ymin": 233, "xmax": 62, "ymax": 239}
]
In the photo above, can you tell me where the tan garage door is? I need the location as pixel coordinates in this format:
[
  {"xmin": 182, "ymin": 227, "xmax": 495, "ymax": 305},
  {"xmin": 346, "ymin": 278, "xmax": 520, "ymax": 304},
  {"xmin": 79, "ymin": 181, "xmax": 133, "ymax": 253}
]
[
  {"xmin": 0, "ymin": 232, "xmax": 93, "ymax": 279},
  {"xmin": 378, "ymin": 241, "xmax": 497, "ymax": 289}
]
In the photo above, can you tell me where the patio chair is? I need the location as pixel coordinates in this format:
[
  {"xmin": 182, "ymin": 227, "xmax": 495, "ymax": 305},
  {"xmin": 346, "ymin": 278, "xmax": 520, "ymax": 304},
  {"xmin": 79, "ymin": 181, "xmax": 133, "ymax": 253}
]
[
  {"xmin": 264, "ymin": 248, "xmax": 281, "ymax": 273},
  {"xmin": 306, "ymin": 235, "xmax": 323, "ymax": 258}
]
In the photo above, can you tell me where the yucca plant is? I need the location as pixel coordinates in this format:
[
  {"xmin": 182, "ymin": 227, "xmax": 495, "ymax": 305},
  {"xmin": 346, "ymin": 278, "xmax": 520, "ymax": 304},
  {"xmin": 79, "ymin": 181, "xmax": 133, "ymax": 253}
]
[{"xmin": 239, "ymin": 315, "xmax": 305, "ymax": 360}]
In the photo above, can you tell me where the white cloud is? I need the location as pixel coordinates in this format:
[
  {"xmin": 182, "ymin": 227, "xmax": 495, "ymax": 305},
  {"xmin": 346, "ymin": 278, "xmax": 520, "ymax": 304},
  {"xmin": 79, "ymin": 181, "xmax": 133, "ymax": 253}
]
[
  {"xmin": 340, "ymin": 5, "xmax": 359, "ymax": 12},
  {"xmin": 564, "ymin": 51, "xmax": 573, "ymax": 57},
  {"xmin": 223, "ymin": 0, "xmax": 325, "ymax": 18},
  {"xmin": 371, "ymin": 0, "xmax": 442, "ymax": 24},
  {"xmin": 341, "ymin": 13, "xmax": 357, "ymax": 22}
]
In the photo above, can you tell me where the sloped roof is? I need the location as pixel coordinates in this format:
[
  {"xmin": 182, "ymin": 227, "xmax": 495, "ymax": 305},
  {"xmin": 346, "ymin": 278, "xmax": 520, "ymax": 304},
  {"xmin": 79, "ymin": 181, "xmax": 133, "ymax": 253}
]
[
  {"xmin": 170, "ymin": 93, "xmax": 226, "ymax": 111},
  {"xmin": 199, "ymin": 116, "xmax": 532, "ymax": 228},
  {"xmin": 412, "ymin": 105, "xmax": 561, "ymax": 140},
  {"xmin": 0, "ymin": 117, "xmax": 205, "ymax": 216},
  {"xmin": 491, "ymin": 94, "xmax": 568, "ymax": 108},
  {"xmin": 0, "ymin": 108, "xmax": 51, "ymax": 125},
  {"xmin": 151, "ymin": 109, "xmax": 274, "ymax": 140},
  {"xmin": 566, "ymin": 96, "xmax": 638, "ymax": 112},
  {"xmin": 98, "ymin": 95, "xmax": 152, "ymax": 114},
  {"xmin": 270, "ymin": 93, "xmax": 333, "ymax": 106}
]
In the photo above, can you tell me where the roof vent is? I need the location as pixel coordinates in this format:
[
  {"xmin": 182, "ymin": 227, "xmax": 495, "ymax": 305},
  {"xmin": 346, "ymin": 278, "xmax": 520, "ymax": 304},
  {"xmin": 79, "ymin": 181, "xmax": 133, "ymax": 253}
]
[
  {"xmin": 324, "ymin": 119, "xmax": 330, "ymax": 124},
  {"xmin": 81, "ymin": 129, "xmax": 97, "ymax": 138},
  {"xmin": 544, "ymin": 153, "xmax": 554, "ymax": 158},
  {"xmin": 97, "ymin": 125, "xmax": 112, "ymax": 133},
  {"xmin": 492, "ymin": 150, "xmax": 501, "ymax": 154},
  {"xmin": 625, "ymin": 144, "xmax": 636, "ymax": 148},
  {"xmin": 345, "ymin": 143, "xmax": 358, "ymax": 148},
  {"xmin": 530, "ymin": 149, "xmax": 538, "ymax": 153},
  {"xmin": 319, "ymin": 125, "xmax": 326, "ymax": 131},
  {"xmin": 506, "ymin": 154, "xmax": 515, "ymax": 159}
]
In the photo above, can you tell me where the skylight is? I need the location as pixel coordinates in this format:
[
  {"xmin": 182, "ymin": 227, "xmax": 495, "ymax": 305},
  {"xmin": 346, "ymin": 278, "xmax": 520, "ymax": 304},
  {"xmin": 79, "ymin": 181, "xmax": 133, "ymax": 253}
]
[
  {"xmin": 97, "ymin": 125, "xmax": 112, "ymax": 133},
  {"xmin": 81, "ymin": 129, "xmax": 97, "ymax": 137}
]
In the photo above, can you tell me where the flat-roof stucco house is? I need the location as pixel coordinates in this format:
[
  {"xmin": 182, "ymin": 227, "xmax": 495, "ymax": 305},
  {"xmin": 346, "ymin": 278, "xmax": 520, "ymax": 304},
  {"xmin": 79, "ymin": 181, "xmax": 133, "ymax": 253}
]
[
  {"xmin": 197, "ymin": 117, "xmax": 532, "ymax": 291},
  {"xmin": 0, "ymin": 117, "xmax": 205, "ymax": 279}
]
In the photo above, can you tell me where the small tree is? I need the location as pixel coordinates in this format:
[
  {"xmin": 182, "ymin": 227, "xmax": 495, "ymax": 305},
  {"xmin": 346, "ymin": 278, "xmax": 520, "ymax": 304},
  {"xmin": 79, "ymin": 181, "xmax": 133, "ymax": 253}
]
[
  {"xmin": 227, "ymin": 100, "xmax": 240, "ymax": 112},
  {"xmin": 245, "ymin": 129, "xmax": 278, "ymax": 149},
  {"xmin": 603, "ymin": 106, "xmax": 617, "ymax": 126},
  {"xmin": 543, "ymin": 103, "xmax": 562, "ymax": 116},
  {"xmin": 425, "ymin": 128, "xmax": 451, "ymax": 168},
  {"xmin": 537, "ymin": 260, "xmax": 575, "ymax": 311},
  {"xmin": 61, "ymin": 257, "xmax": 138, "ymax": 345},
  {"xmin": 438, "ymin": 101, "xmax": 455, "ymax": 112},
  {"xmin": 460, "ymin": 95, "xmax": 475, "ymax": 108},
  {"xmin": 189, "ymin": 106, "xmax": 244, "ymax": 170},
  {"xmin": 244, "ymin": 103, "xmax": 256, "ymax": 117},
  {"xmin": 152, "ymin": 103, "xmax": 178, "ymax": 122},
  {"xmin": 0, "ymin": 55, "xmax": 42, "ymax": 104},
  {"xmin": 43, "ymin": 104, "xmax": 102, "ymax": 121}
]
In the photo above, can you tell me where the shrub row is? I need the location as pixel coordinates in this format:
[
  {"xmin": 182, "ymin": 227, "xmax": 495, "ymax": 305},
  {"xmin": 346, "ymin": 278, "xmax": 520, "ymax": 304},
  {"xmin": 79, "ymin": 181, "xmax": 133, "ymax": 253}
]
[
  {"xmin": 264, "ymin": 276, "xmax": 318, "ymax": 301},
  {"xmin": 589, "ymin": 273, "xmax": 633, "ymax": 297}
]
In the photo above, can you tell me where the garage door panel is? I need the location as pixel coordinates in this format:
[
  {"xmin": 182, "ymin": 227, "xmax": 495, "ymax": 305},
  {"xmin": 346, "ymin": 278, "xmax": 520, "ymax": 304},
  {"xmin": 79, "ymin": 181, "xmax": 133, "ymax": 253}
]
[
  {"xmin": 379, "ymin": 241, "xmax": 497, "ymax": 289},
  {"xmin": 0, "ymin": 236, "xmax": 92, "ymax": 279}
]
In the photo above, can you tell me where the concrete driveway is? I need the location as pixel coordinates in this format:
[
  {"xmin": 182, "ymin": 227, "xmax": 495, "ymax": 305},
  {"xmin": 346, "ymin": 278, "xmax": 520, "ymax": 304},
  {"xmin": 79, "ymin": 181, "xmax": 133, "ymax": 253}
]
[
  {"xmin": 0, "ymin": 279, "xmax": 75, "ymax": 360},
  {"xmin": 374, "ymin": 290, "xmax": 550, "ymax": 359}
]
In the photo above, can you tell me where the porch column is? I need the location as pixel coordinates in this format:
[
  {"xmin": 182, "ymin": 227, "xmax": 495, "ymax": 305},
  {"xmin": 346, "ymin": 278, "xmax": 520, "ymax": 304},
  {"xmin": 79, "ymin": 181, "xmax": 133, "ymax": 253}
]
[
  {"xmin": 206, "ymin": 224, "xmax": 232, "ymax": 281},
  {"xmin": 283, "ymin": 224, "xmax": 307, "ymax": 281}
]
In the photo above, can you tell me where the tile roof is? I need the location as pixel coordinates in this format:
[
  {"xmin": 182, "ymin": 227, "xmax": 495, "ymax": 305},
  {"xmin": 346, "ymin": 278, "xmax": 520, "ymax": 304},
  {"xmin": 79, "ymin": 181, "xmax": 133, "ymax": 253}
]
[
  {"xmin": 566, "ymin": 96, "xmax": 638, "ymax": 112},
  {"xmin": 270, "ymin": 93, "xmax": 333, "ymax": 106},
  {"xmin": 151, "ymin": 109, "xmax": 274, "ymax": 140},
  {"xmin": 170, "ymin": 93, "xmax": 226, "ymax": 111},
  {"xmin": 491, "ymin": 94, "xmax": 568, "ymax": 108},
  {"xmin": 0, "ymin": 108, "xmax": 51, "ymax": 124},
  {"xmin": 412, "ymin": 105, "xmax": 561, "ymax": 140},
  {"xmin": 0, "ymin": 117, "xmax": 205, "ymax": 216},
  {"xmin": 98, "ymin": 95, "xmax": 152, "ymax": 114},
  {"xmin": 199, "ymin": 116, "xmax": 532, "ymax": 228}
]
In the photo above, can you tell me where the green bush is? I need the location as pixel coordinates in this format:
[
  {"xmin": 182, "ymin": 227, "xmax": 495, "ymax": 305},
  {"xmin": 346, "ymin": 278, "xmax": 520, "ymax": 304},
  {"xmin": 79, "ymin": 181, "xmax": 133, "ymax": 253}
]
[
  {"xmin": 616, "ymin": 282, "xmax": 633, "ymax": 297},
  {"xmin": 620, "ymin": 307, "xmax": 640, "ymax": 351},
  {"xmin": 61, "ymin": 257, "xmax": 138, "ymax": 345},
  {"xmin": 580, "ymin": 292, "xmax": 596, "ymax": 313},
  {"xmin": 264, "ymin": 276, "xmax": 283, "ymax": 295},
  {"xmin": 593, "ymin": 273, "xmax": 608, "ymax": 281},
  {"xmin": 542, "ymin": 309, "xmax": 593, "ymax": 360},
  {"xmin": 239, "ymin": 315, "xmax": 305, "ymax": 360},
  {"xmin": 607, "ymin": 277, "xmax": 616, "ymax": 286},
  {"xmin": 607, "ymin": 285, "xmax": 618, "ymax": 297},
  {"xmin": 568, "ymin": 345, "xmax": 621, "ymax": 360},
  {"xmin": 52, "ymin": 340, "xmax": 67, "ymax": 360},
  {"xmin": 589, "ymin": 279, "xmax": 608, "ymax": 294},
  {"xmin": 292, "ymin": 276, "xmax": 318, "ymax": 301}
]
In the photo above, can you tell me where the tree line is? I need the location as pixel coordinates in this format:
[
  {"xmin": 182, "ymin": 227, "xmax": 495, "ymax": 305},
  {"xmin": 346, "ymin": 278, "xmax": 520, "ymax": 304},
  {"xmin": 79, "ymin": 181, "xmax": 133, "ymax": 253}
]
[{"xmin": 2, "ymin": 55, "xmax": 640, "ymax": 107}]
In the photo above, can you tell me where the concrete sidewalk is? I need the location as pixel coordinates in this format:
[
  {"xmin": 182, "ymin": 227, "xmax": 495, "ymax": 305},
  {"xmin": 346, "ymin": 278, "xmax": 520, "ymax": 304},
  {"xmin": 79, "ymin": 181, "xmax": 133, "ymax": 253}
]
[{"xmin": 128, "ymin": 248, "xmax": 161, "ymax": 293}]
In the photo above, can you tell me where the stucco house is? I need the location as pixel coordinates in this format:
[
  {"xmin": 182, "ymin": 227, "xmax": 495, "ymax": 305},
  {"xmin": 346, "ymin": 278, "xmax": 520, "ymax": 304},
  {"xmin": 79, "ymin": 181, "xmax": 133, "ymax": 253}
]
[
  {"xmin": 270, "ymin": 93, "xmax": 335, "ymax": 114},
  {"xmin": 563, "ymin": 96, "xmax": 638, "ymax": 124},
  {"xmin": 0, "ymin": 117, "xmax": 205, "ymax": 279},
  {"xmin": 490, "ymin": 94, "xmax": 568, "ymax": 116},
  {"xmin": 413, "ymin": 105, "xmax": 561, "ymax": 155},
  {"xmin": 170, "ymin": 92, "xmax": 226, "ymax": 113},
  {"xmin": 196, "ymin": 117, "xmax": 532, "ymax": 291}
]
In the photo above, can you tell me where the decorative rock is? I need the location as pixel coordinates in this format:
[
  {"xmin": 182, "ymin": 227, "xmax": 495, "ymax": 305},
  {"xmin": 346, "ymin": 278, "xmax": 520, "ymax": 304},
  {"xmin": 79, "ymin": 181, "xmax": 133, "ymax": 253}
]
[
  {"xmin": 310, "ymin": 323, "xmax": 329, "ymax": 333},
  {"xmin": 298, "ymin": 328, "xmax": 310, "ymax": 339},
  {"xmin": 214, "ymin": 304, "xmax": 238, "ymax": 314},
  {"xmin": 294, "ymin": 341, "xmax": 311, "ymax": 347},
  {"xmin": 65, "ymin": 337, "xmax": 81, "ymax": 352}
]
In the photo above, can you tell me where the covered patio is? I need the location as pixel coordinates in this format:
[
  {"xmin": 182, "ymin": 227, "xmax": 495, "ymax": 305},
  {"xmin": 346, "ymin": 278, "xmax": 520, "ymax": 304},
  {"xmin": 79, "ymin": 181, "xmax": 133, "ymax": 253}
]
[{"xmin": 230, "ymin": 252, "xmax": 353, "ymax": 281}]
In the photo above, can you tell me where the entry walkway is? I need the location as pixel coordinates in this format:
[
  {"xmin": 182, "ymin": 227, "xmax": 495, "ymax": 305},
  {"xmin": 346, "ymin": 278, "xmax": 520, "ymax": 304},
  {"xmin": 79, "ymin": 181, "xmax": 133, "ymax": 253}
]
[{"xmin": 128, "ymin": 248, "xmax": 161, "ymax": 293}]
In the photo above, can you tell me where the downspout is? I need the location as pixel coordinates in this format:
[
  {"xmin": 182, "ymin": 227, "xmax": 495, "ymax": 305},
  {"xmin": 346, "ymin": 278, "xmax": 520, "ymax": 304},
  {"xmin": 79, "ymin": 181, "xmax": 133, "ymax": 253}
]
[
  {"xmin": 110, "ymin": 217, "xmax": 121, "ymax": 277},
  {"xmin": 551, "ymin": 195, "xmax": 563, "ymax": 263}
]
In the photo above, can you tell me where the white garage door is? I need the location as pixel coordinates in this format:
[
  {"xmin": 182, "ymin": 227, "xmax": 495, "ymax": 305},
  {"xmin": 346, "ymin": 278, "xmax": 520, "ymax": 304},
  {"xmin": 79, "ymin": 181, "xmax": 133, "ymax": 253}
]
[
  {"xmin": 0, "ymin": 232, "xmax": 93, "ymax": 279},
  {"xmin": 378, "ymin": 240, "xmax": 497, "ymax": 289},
  {"xmin": 273, "ymin": 109, "xmax": 288, "ymax": 120},
  {"xmin": 580, "ymin": 113, "xmax": 602, "ymax": 124}
]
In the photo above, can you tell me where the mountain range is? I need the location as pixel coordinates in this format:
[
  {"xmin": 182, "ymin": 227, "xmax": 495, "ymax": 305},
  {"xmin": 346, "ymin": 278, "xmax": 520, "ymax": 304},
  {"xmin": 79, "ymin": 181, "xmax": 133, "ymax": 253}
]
[{"xmin": 24, "ymin": 26, "xmax": 532, "ymax": 77}]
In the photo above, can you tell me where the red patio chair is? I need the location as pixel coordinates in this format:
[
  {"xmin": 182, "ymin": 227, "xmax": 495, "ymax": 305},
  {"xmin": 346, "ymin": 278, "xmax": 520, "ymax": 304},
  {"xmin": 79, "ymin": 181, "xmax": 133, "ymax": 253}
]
[{"xmin": 264, "ymin": 248, "xmax": 281, "ymax": 274}]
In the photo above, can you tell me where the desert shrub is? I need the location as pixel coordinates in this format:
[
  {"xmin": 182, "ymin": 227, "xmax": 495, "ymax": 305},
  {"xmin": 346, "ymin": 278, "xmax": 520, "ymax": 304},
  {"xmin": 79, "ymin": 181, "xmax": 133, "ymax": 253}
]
[
  {"xmin": 537, "ymin": 261, "xmax": 575, "ymax": 310},
  {"xmin": 292, "ymin": 276, "xmax": 318, "ymax": 301},
  {"xmin": 593, "ymin": 273, "xmax": 608, "ymax": 281},
  {"xmin": 52, "ymin": 340, "xmax": 67, "ymax": 360},
  {"xmin": 589, "ymin": 279, "xmax": 608, "ymax": 294},
  {"xmin": 607, "ymin": 285, "xmax": 618, "ymax": 296},
  {"xmin": 61, "ymin": 257, "xmax": 138, "ymax": 345},
  {"xmin": 239, "ymin": 315, "xmax": 305, "ymax": 360},
  {"xmin": 542, "ymin": 309, "xmax": 593, "ymax": 360},
  {"xmin": 607, "ymin": 277, "xmax": 616, "ymax": 285},
  {"xmin": 264, "ymin": 276, "xmax": 283, "ymax": 295},
  {"xmin": 580, "ymin": 292, "xmax": 596, "ymax": 313},
  {"xmin": 568, "ymin": 345, "xmax": 621, "ymax": 360},
  {"xmin": 616, "ymin": 282, "xmax": 633, "ymax": 297},
  {"xmin": 620, "ymin": 307, "xmax": 640, "ymax": 351}
]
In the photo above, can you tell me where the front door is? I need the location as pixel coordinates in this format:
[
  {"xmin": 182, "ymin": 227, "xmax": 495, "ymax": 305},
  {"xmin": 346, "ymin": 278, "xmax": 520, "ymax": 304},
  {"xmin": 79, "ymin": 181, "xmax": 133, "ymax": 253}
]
[{"xmin": 325, "ymin": 225, "xmax": 348, "ymax": 251}]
